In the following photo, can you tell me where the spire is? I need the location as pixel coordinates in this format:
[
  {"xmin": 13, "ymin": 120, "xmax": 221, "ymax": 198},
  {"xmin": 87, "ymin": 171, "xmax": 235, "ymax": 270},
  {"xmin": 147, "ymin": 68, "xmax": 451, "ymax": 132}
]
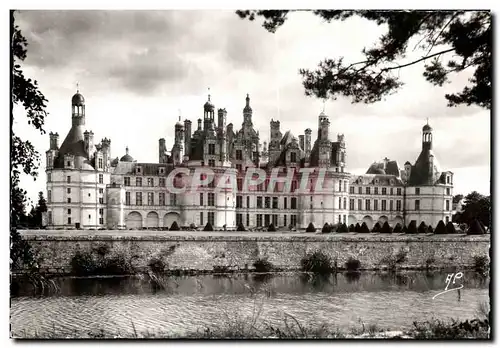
[
  {"xmin": 76, "ymin": 82, "xmax": 79, "ymax": 93},
  {"xmin": 126, "ymin": 146, "xmax": 129, "ymax": 155},
  {"xmin": 208, "ymin": 87, "xmax": 211, "ymax": 102},
  {"xmin": 243, "ymin": 93, "xmax": 252, "ymax": 113}
]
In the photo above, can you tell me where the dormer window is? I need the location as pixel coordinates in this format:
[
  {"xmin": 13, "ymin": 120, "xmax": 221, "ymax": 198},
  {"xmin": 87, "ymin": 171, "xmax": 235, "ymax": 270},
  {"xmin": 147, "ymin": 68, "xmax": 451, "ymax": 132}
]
[
  {"xmin": 136, "ymin": 166, "xmax": 142, "ymax": 174},
  {"xmin": 290, "ymin": 152, "xmax": 297, "ymax": 163},
  {"xmin": 159, "ymin": 167, "xmax": 165, "ymax": 174}
]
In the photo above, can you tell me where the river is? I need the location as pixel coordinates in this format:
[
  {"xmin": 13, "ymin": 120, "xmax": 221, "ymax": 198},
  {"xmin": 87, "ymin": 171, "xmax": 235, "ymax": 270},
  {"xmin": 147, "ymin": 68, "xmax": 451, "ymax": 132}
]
[{"xmin": 10, "ymin": 271, "xmax": 489, "ymax": 338}]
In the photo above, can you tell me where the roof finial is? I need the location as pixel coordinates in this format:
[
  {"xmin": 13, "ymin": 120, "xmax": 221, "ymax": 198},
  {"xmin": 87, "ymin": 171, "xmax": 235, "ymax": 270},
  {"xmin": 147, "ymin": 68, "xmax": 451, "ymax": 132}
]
[
  {"xmin": 426, "ymin": 117, "xmax": 429, "ymax": 125},
  {"xmin": 178, "ymin": 109, "xmax": 181, "ymax": 122},
  {"xmin": 76, "ymin": 82, "xmax": 79, "ymax": 93},
  {"xmin": 208, "ymin": 87, "xmax": 211, "ymax": 102},
  {"xmin": 126, "ymin": 146, "xmax": 129, "ymax": 155}
]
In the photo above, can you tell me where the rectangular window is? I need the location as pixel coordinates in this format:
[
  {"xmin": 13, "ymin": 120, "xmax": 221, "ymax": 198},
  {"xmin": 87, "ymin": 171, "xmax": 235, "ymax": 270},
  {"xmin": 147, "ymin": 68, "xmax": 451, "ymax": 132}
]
[
  {"xmin": 170, "ymin": 193, "xmax": 177, "ymax": 206},
  {"xmin": 284, "ymin": 197, "xmax": 287, "ymax": 209},
  {"xmin": 47, "ymin": 173, "xmax": 51, "ymax": 182},
  {"xmin": 358, "ymin": 187, "xmax": 362, "ymax": 194},
  {"xmin": 159, "ymin": 192, "xmax": 165, "ymax": 206},
  {"xmin": 291, "ymin": 215, "xmax": 297, "ymax": 226},
  {"xmin": 209, "ymin": 144, "xmax": 215, "ymax": 155},
  {"xmin": 265, "ymin": 197, "xmax": 271, "ymax": 208},
  {"xmin": 99, "ymin": 197, "xmax": 104, "ymax": 204},
  {"xmin": 415, "ymin": 187, "xmax": 420, "ymax": 195},
  {"xmin": 390, "ymin": 200, "xmax": 394, "ymax": 211},
  {"xmin": 159, "ymin": 178, "xmax": 165, "ymax": 187},
  {"xmin": 67, "ymin": 198, "xmax": 71, "ymax": 203},
  {"xmin": 236, "ymin": 164, "xmax": 242, "ymax": 172},
  {"xmin": 343, "ymin": 215, "xmax": 346, "ymax": 224},
  {"xmin": 136, "ymin": 192, "xmax": 142, "ymax": 205},
  {"xmin": 208, "ymin": 159, "xmax": 215, "ymax": 167},
  {"xmin": 338, "ymin": 197, "xmax": 342, "ymax": 209},
  {"xmin": 98, "ymin": 158, "xmax": 103, "ymax": 169},
  {"xmin": 67, "ymin": 176, "xmax": 71, "ymax": 183},
  {"xmin": 415, "ymin": 200, "xmax": 420, "ymax": 210},
  {"xmin": 148, "ymin": 192, "xmax": 154, "ymax": 205},
  {"xmin": 284, "ymin": 215, "xmax": 287, "ymax": 227},
  {"xmin": 365, "ymin": 199, "xmax": 371, "ymax": 211},
  {"xmin": 99, "ymin": 208, "xmax": 104, "ymax": 215},
  {"xmin": 236, "ymin": 213, "xmax": 242, "ymax": 226},
  {"xmin": 291, "ymin": 180, "xmax": 298, "ymax": 192},
  {"xmin": 272, "ymin": 214, "xmax": 278, "ymax": 226},
  {"xmin": 350, "ymin": 186, "xmax": 355, "ymax": 194},
  {"xmin": 236, "ymin": 150, "xmax": 243, "ymax": 160},
  {"xmin": 272, "ymin": 197, "xmax": 278, "ymax": 209},
  {"xmin": 446, "ymin": 200, "xmax": 450, "ymax": 211},
  {"xmin": 246, "ymin": 214, "xmax": 249, "ymax": 226},
  {"xmin": 99, "ymin": 174, "xmax": 103, "ymax": 184},
  {"xmin": 48, "ymin": 211, "xmax": 52, "ymax": 224},
  {"xmin": 390, "ymin": 187, "xmax": 394, "ymax": 195},
  {"xmin": 382, "ymin": 200, "xmax": 387, "ymax": 211},
  {"xmin": 99, "ymin": 217, "xmax": 104, "ymax": 225},
  {"xmin": 264, "ymin": 214, "xmax": 270, "ymax": 227},
  {"xmin": 343, "ymin": 198, "xmax": 347, "ymax": 210},
  {"xmin": 200, "ymin": 193, "xmax": 204, "ymax": 206},
  {"xmin": 366, "ymin": 187, "xmax": 371, "ymax": 195},
  {"xmin": 257, "ymin": 214, "xmax": 262, "ymax": 227},
  {"xmin": 236, "ymin": 195, "xmax": 242, "ymax": 208},
  {"xmin": 374, "ymin": 199, "xmax": 378, "ymax": 211},
  {"xmin": 446, "ymin": 176, "xmax": 450, "ymax": 184},
  {"xmin": 291, "ymin": 197, "xmax": 297, "ymax": 209},
  {"xmin": 124, "ymin": 177, "xmax": 130, "ymax": 186},
  {"xmin": 290, "ymin": 152, "xmax": 297, "ymax": 163},
  {"xmin": 257, "ymin": 196, "xmax": 263, "ymax": 208},
  {"xmin": 397, "ymin": 188, "xmax": 402, "ymax": 196},
  {"xmin": 338, "ymin": 181, "xmax": 342, "ymax": 192},
  {"xmin": 67, "ymin": 187, "xmax": 71, "ymax": 194},
  {"xmin": 200, "ymin": 212, "xmax": 204, "ymax": 226},
  {"xmin": 446, "ymin": 188, "xmax": 450, "ymax": 196},
  {"xmin": 382, "ymin": 187, "xmax": 387, "ymax": 195},
  {"xmin": 396, "ymin": 200, "xmax": 402, "ymax": 211},
  {"xmin": 136, "ymin": 177, "xmax": 142, "ymax": 186},
  {"xmin": 374, "ymin": 187, "xmax": 378, "ymax": 195},
  {"xmin": 99, "ymin": 188, "xmax": 103, "ymax": 194},
  {"xmin": 126, "ymin": 192, "xmax": 131, "ymax": 205},
  {"xmin": 208, "ymin": 212, "xmax": 215, "ymax": 225},
  {"xmin": 247, "ymin": 196, "xmax": 250, "ymax": 208},
  {"xmin": 208, "ymin": 193, "xmax": 215, "ymax": 206},
  {"xmin": 147, "ymin": 178, "xmax": 154, "ymax": 187},
  {"xmin": 68, "ymin": 217, "xmax": 71, "ymax": 224},
  {"xmin": 237, "ymin": 178, "xmax": 243, "ymax": 191},
  {"xmin": 67, "ymin": 209, "xmax": 71, "ymax": 214},
  {"xmin": 343, "ymin": 181, "xmax": 347, "ymax": 192},
  {"xmin": 338, "ymin": 214, "xmax": 341, "ymax": 224},
  {"xmin": 358, "ymin": 199, "xmax": 362, "ymax": 210},
  {"xmin": 349, "ymin": 199, "xmax": 354, "ymax": 210}
]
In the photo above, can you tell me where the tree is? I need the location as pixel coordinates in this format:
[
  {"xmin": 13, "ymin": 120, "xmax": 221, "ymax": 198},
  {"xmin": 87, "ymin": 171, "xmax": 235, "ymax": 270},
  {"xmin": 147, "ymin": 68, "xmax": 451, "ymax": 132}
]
[
  {"xmin": 393, "ymin": 223, "xmax": 402, "ymax": 233},
  {"xmin": 418, "ymin": 221, "xmax": 428, "ymax": 234},
  {"xmin": 453, "ymin": 194, "xmax": 464, "ymax": 204},
  {"xmin": 467, "ymin": 219, "xmax": 486, "ymax": 235},
  {"xmin": 169, "ymin": 221, "xmax": 180, "ymax": 231},
  {"xmin": 354, "ymin": 223, "xmax": 361, "ymax": 232},
  {"xmin": 381, "ymin": 221, "xmax": 392, "ymax": 233},
  {"xmin": 360, "ymin": 222, "xmax": 370, "ymax": 233},
  {"xmin": 306, "ymin": 222, "xmax": 316, "ymax": 232},
  {"xmin": 236, "ymin": 10, "xmax": 491, "ymax": 109},
  {"xmin": 267, "ymin": 223, "xmax": 277, "ymax": 232},
  {"xmin": 407, "ymin": 220, "xmax": 418, "ymax": 234},
  {"xmin": 203, "ymin": 222, "xmax": 214, "ymax": 231},
  {"xmin": 348, "ymin": 224, "xmax": 355, "ymax": 232},
  {"xmin": 237, "ymin": 222, "xmax": 246, "ymax": 231},
  {"xmin": 372, "ymin": 222, "xmax": 382, "ymax": 233},
  {"xmin": 322, "ymin": 223, "xmax": 332, "ymax": 233},
  {"xmin": 338, "ymin": 223, "xmax": 349, "ymax": 233},
  {"xmin": 11, "ymin": 11, "xmax": 49, "ymax": 270},
  {"xmin": 446, "ymin": 221, "xmax": 457, "ymax": 234},
  {"xmin": 427, "ymin": 225, "xmax": 434, "ymax": 233},
  {"xmin": 32, "ymin": 191, "xmax": 48, "ymax": 228},
  {"xmin": 434, "ymin": 220, "xmax": 447, "ymax": 234},
  {"xmin": 458, "ymin": 191, "xmax": 491, "ymax": 228}
]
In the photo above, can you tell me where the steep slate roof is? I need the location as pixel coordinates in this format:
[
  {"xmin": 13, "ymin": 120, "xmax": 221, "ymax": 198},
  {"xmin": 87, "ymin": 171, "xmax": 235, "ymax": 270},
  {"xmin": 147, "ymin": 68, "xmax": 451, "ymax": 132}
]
[
  {"xmin": 408, "ymin": 149, "xmax": 441, "ymax": 185},
  {"xmin": 351, "ymin": 174, "xmax": 404, "ymax": 186},
  {"xmin": 366, "ymin": 160, "xmax": 400, "ymax": 176},
  {"xmin": 53, "ymin": 125, "xmax": 94, "ymax": 169}
]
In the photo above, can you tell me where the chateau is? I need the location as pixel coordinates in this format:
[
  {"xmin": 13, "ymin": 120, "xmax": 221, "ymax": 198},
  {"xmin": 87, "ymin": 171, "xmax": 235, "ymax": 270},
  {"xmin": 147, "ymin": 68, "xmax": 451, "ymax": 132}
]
[{"xmin": 45, "ymin": 90, "xmax": 454, "ymax": 230}]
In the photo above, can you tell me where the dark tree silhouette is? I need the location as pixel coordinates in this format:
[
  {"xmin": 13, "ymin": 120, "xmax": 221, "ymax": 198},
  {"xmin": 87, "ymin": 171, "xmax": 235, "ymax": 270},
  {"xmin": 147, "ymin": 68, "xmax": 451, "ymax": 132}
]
[
  {"xmin": 11, "ymin": 11, "xmax": 49, "ymax": 270},
  {"xmin": 434, "ymin": 220, "xmax": 447, "ymax": 234},
  {"xmin": 407, "ymin": 220, "xmax": 418, "ymax": 234},
  {"xmin": 267, "ymin": 223, "xmax": 276, "ymax": 232},
  {"xmin": 306, "ymin": 222, "xmax": 316, "ymax": 232},
  {"xmin": 354, "ymin": 223, "xmax": 361, "ymax": 232},
  {"xmin": 360, "ymin": 222, "xmax": 370, "ymax": 233},
  {"xmin": 169, "ymin": 221, "xmax": 180, "ymax": 231},
  {"xmin": 338, "ymin": 223, "xmax": 349, "ymax": 233},
  {"xmin": 393, "ymin": 223, "xmax": 403, "ymax": 233},
  {"xmin": 456, "ymin": 191, "xmax": 491, "ymax": 229},
  {"xmin": 381, "ymin": 221, "xmax": 392, "ymax": 233},
  {"xmin": 418, "ymin": 221, "xmax": 428, "ymax": 234},
  {"xmin": 348, "ymin": 224, "xmax": 355, "ymax": 232},
  {"xmin": 237, "ymin": 222, "xmax": 246, "ymax": 231},
  {"xmin": 203, "ymin": 222, "xmax": 214, "ymax": 231},
  {"xmin": 236, "ymin": 10, "xmax": 491, "ymax": 109},
  {"xmin": 372, "ymin": 222, "xmax": 382, "ymax": 233},
  {"xmin": 322, "ymin": 223, "xmax": 332, "ymax": 233},
  {"xmin": 427, "ymin": 225, "xmax": 434, "ymax": 233},
  {"xmin": 446, "ymin": 221, "xmax": 457, "ymax": 234}
]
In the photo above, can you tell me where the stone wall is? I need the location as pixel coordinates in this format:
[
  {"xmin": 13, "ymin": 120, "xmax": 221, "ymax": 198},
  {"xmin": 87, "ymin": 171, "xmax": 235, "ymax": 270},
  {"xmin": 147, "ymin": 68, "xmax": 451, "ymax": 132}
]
[{"xmin": 21, "ymin": 231, "xmax": 490, "ymax": 275}]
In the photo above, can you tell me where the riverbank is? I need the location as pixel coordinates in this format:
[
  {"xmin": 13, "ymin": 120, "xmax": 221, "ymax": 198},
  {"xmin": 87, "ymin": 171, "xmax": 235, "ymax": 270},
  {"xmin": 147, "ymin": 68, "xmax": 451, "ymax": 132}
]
[{"xmin": 18, "ymin": 230, "xmax": 490, "ymax": 276}]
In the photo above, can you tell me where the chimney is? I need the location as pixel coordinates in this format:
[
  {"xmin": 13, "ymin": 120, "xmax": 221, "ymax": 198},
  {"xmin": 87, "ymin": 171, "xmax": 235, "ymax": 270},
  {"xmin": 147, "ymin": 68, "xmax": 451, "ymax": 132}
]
[
  {"xmin": 184, "ymin": 119, "xmax": 192, "ymax": 158},
  {"xmin": 299, "ymin": 135, "xmax": 305, "ymax": 151},
  {"xmin": 197, "ymin": 118, "xmax": 202, "ymax": 131}
]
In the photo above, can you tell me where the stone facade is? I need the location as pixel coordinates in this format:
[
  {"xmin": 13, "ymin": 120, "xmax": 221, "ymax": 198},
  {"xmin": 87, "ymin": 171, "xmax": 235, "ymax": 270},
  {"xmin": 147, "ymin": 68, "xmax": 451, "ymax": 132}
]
[
  {"xmin": 45, "ymin": 91, "xmax": 454, "ymax": 230},
  {"xmin": 21, "ymin": 231, "xmax": 490, "ymax": 274}
]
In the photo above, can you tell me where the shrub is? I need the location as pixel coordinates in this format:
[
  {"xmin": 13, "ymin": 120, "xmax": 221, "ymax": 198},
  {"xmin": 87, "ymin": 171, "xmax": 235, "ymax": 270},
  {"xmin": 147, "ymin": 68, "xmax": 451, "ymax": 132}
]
[
  {"xmin": 237, "ymin": 222, "xmax": 246, "ymax": 231},
  {"xmin": 354, "ymin": 223, "xmax": 361, "ymax": 232},
  {"xmin": 393, "ymin": 223, "xmax": 402, "ymax": 233},
  {"xmin": 402, "ymin": 225, "xmax": 408, "ymax": 233},
  {"xmin": 345, "ymin": 257, "xmax": 361, "ymax": 271},
  {"xmin": 359, "ymin": 222, "xmax": 370, "ymax": 233},
  {"xmin": 407, "ymin": 220, "xmax": 418, "ymax": 234},
  {"xmin": 104, "ymin": 254, "xmax": 133, "ymax": 275},
  {"xmin": 338, "ymin": 223, "xmax": 349, "ymax": 233},
  {"xmin": 467, "ymin": 219, "xmax": 486, "ymax": 235},
  {"xmin": 473, "ymin": 255, "xmax": 489, "ymax": 272},
  {"xmin": 170, "ymin": 221, "xmax": 180, "ymax": 231},
  {"xmin": 427, "ymin": 225, "xmax": 434, "ymax": 233},
  {"xmin": 322, "ymin": 223, "xmax": 332, "ymax": 233},
  {"xmin": 418, "ymin": 221, "xmax": 428, "ymax": 234},
  {"xmin": 372, "ymin": 222, "xmax": 382, "ymax": 233},
  {"xmin": 348, "ymin": 224, "xmax": 355, "ymax": 232},
  {"xmin": 300, "ymin": 251, "xmax": 333, "ymax": 274},
  {"xmin": 189, "ymin": 223, "xmax": 197, "ymax": 230},
  {"xmin": 306, "ymin": 223, "xmax": 316, "ymax": 232},
  {"xmin": 434, "ymin": 220, "xmax": 446, "ymax": 234},
  {"xmin": 330, "ymin": 224, "xmax": 339, "ymax": 233},
  {"xmin": 71, "ymin": 251, "xmax": 96, "ymax": 276},
  {"xmin": 253, "ymin": 258, "xmax": 274, "ymax": 272},
  {"xmin": 204, "ymin": 222, "xmax": 214, "ymax": 231},
  {"xmin": 446, "ymin": 222, "xmax": 457, "ymax": 234},
  {"xmin": 148, "ymin": 257, "xmax": 166, "ymax": 273},
  {"xmin": 267, "ymin": 223, "xmax": 276, "ymax": 232},
  {"xmin": 380, "ymin": 221, "xmax": 392, "ymax": 233}
]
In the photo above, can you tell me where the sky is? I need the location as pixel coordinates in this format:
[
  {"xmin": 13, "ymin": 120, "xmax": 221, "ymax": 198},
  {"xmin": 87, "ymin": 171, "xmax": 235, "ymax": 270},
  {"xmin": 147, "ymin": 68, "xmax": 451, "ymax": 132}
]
[{"xmin": 13, "ymin": 10, "xmax": 491, "ymax": 206}]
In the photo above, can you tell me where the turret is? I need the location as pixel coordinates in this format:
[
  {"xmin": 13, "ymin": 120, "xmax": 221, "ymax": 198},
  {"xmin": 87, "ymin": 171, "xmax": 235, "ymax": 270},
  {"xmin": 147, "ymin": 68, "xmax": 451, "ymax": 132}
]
[
  {"xmin": 422, "ymin": 121, "xmax": 433, "ymax": 151},
  {"xmin": 49, "ymin": 132, "xmax": 59, "ymax": 150},
  {"xmin": 71, "ymin": 88, "xmax": 85, "ymax": 127},
  {"xmin": 101, "ymin": 137, "xmax": 111, "ymax": 170},
  {"xmin": 243, "ymin": 94, "xmax": 253, "ymax": 125},
  {"xmin": 84, "ymin": 130, "xmax": 95, "ymax": 159},
  {"xmin": 304, "ymin": 128, "xmax": 312, "ymax": 158},
  {"xmin": 159, "ymin": 138, "xmax": 167, "ymax": 163},
  {"xmin": 203, "ymin": 91, "xmax": 215, "ymax": 129}
]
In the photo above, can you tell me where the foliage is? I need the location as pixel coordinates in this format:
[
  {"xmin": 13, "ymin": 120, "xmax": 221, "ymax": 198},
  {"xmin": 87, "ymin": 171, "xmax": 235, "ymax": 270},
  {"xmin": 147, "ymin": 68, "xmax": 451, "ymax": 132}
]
[
  {"xmin": 300, "ymin": 251, "xmax": 333, "ymax": 274},
  {"xmin": 380, "ymin": 221, "xmax": 392, "ymax": 233},
  {"xmin": 70, "ymin": 250, "xmax": 133, "ymax": 276},
  {"xmin": 306, "ymin": 222, "xmax": 316, "ymax": 232},
  {"xmin": 467, "ymin": 219, "xmax": 486, "ymax": 235},
  {"xmin": 236, "ymin": 10, "xmax": 491, "ymax": 109},
  {"xmin": 189, "ymin": 223, "xmax": 197, "ymax": 230},
  {"xmin": 407, "ymin": 220, "xmax": 418, "ymax": 234},
  {"xmin": 253, "ymin": 257, "xmax": 274, "ymax": 272},
  {"xmin": 409, "ymin": 318, "xmax": 489, "ymax": 339},
  {"xmin": 402, "ymin": 225, "xmax": 408, "ymax": 233},
  {"xmin": 393, "ymin": 223, "xmax": 402, "ymax": 233},
  {"xmin": 237, "ymin": 222, "xmax": 246, "ymax": 231},
  {"xmin": 446, "ymin": 221, "xmax": 457, "ymax": 234},
  {"xmin": 169, "ymin": 221, "xmax": 180, "ymax": 231},
  {"xmin": 267, "ymin": 223, "xmax": 276, "ymax": 232},
  {"xmin": 371, "ymin": 222, "xmax": 381, "ymax": 233},
  {"xmin": 473, "ymin": 255, "xmax": 489, "ymax": 273},
  {"xmin": 148, "ymin": 257, "xmax": 166, "ymax": 273},
  {"xmin": 321, "ymin": 223, "xmax": 332, "ymax": 233},
  {"xmin": 427, "ymin": 225, "xmax": 434, "ymax": 233},
  {"xmin": 418, "ymin": 221, "xmax": 428, "ymax": 234},
  {"xmin": 359, "ymin": 222, "xmax": 370, "ymax": 233},
  {"xmin": 453, "ymin": 194, "xmax": 464, "ymax": 204},
  {"xmin": 354, "ymin": 223, "xmax": 361, "ymax": 232},
  {"xmin": 455, "ymin": 191, "xmax": 491, "ymax": 229},
  {"xmin": 338, "ymin": 223, "xmax": 349, "ymax": 233},
  {"xmin": 434, "ymin": 220, "xmax": 447, "ymax": 234},
  {"xmin": 204, "ymin": 222, "xmax": 214, "ymax": 231},
  {"xmin": 348, "ymin": 224, "xmax": 355, "ymax": 232},
  {"xmin": 345, "ymin": 257, "xmax": 361, "ymax": 271}
]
